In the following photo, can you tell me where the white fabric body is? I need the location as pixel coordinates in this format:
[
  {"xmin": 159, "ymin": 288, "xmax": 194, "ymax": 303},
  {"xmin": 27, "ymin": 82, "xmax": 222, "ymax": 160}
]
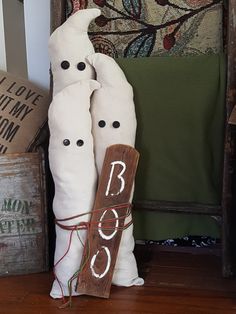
[
  {"xmin": 48, "ymin": 8, "xmax": 143, "ymax": 298},
  {"xmin": 48, "ymin": 8, "xmax": 101, "ymax": 96},
  {"xmin": 48, "ymin": 9, "xmax": 101, "ymax": 299},
  {"xmin": 48, "ymin": 80, "xmax": 100, "ymax": 298},
  {"xmin": 88, "ymin": 53, "xmax": 144, "ymax": 287}
]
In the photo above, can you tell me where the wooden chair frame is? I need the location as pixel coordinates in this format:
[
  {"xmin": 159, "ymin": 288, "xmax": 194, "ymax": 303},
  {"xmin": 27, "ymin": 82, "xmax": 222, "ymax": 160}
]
[{"xmin": 50, "ymin": 0, "xmax": 236, "ymax": 277}]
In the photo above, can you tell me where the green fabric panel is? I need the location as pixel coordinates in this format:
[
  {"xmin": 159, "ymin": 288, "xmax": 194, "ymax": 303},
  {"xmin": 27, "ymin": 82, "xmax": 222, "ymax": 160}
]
[
  {"xmin": 117, "ymin": 55, "xmax": 226, "ymax": 204},
  {"xmin": 133, "ymin": 211, "xmax": 220, "ymax": 240}
]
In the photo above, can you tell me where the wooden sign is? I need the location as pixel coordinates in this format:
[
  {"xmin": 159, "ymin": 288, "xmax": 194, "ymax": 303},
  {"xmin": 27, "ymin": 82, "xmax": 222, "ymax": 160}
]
[
  {"xmin": 0, "ymin": 151, "xmax": 48, "ymax": 276},
  {"xmin": 76, "ymin": 144, "xmax": 139, "ymax": 298}
]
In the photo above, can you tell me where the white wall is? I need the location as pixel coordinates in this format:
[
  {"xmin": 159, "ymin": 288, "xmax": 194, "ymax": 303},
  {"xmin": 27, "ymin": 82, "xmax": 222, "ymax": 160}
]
[
  {"xmin": 24, "ymin": 0, "xmax": 50, "ymax": 90},
  {"xmin": 0, "ymin": 0, "xmax": 6, "ymax": 71},
  {"xmin": 2, "ymin": 0, "xmax": 27, "ymax": 78},
  {"xmin": 1, "ymin": 0, "xmax": 51, "ymax": 89}
]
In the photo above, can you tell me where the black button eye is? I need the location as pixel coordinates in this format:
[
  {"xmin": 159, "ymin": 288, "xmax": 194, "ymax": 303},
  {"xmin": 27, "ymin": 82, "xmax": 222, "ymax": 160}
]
[
  {"xmin": 63, "ymin": 139, "xmax": 70, "ymax": 146},
  {"xmin": 76, "ymin": 139, "xmax": 84, "ymax": 147},
  {"xmin": 77, "ymin": 62, "xmax": 86, "ymax": 71},
  {"xmin": 61, "ymin": 60, "xmax": 70, "ymax": 69},
  {"xmin": 112, "ymin": 121, "xmax": 120, "ymax": 128},
  {"xmin": 98, "ymin": 120, "xmax": 106, "ymax": 128}
]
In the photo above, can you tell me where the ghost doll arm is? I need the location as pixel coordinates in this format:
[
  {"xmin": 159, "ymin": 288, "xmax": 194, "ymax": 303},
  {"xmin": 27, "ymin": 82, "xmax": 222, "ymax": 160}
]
[
  {"xmin": 87, "ymin": 53, "xmax": 132, "ymax": 91},
  {"xmin": 52, "ymin": 79, "xmax": 100, "ymax": 100},
  {"xmin": 49, "ymin": 78, "xmax": 100, "ymax": 107},
  {"xmin": 48, "ymin": 79, "xmax": 100, "ymax": 133}
]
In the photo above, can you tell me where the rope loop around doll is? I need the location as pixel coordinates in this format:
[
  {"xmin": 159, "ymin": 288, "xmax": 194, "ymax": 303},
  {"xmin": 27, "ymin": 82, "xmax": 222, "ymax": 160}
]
[
  {"xmin": 54, "ymin": 202, "xmax": 133, "ymax": 231},
  {"xmin": 53, "ymin": 203, "xmax": 133, "ymax": 308}
]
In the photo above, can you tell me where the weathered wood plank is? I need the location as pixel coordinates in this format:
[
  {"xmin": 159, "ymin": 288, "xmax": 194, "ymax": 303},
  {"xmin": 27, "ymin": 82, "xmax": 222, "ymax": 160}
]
[
  {"xmin": 50, "ymin": 0, "xmax": 67, "ymax": 33},
  {"xmin": 76, "ymin": 144, "xmax": 139, "ymax": 298},
  {"xmin": 134, "ymin": 200, "xmax": 221, "ymax": 216},
  {"xmin": 49, "ymin": 0, "xmax": 67, "ymax": 98},
  {"xmin": 0, "ymin": 151, "xmax": 48, "ymax": 276},
  {"xmin": 221, "ymin": 0, "xmax": 236, "ymax": 277}
]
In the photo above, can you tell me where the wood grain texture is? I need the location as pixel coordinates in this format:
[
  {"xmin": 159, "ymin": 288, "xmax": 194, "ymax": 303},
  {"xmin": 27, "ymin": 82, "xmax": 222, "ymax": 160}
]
[
  {"xmin": 77, "ymin": 144, "xmax": 139, "ymax": 298},
  {"xmin": 0, "ymin": 151, "xmax": 48, "ymax": 276},
  {"xmin": 0, "ymin": 246, "xmax": 236, "ymax": 314},
  {"xmin": 50, "ymin": 0, "xmax": 66, "ymax": 33},
  {"xmin": 134, "ymin": 200, "xmax": 221, "ymax": 215},
  {"xmin": 221, "ymin": 0, "xmax": 236, "ymax": 277},
  {"xmin": 228, "ymin": 0, "xmax": 236, "ymax": 125}
]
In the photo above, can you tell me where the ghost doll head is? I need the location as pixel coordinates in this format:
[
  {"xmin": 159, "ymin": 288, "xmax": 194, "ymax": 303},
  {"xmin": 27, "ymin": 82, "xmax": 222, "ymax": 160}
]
[
  {"xmin": 87, "ymin": 53, "xmax": 137, "ymax": 174},
  {"xmin": 49, "ymin": 9, "xmax": 101, "ymax": 95},
  {"xmin": 48, "ymin": 79, "xmax": 100, "ymax": 154}
]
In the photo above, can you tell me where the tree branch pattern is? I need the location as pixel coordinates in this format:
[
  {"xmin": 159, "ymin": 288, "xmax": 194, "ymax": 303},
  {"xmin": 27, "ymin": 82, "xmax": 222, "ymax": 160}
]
[{"xmin": 67, "ymin": 0, "xmax": 223, "ymax": 57}]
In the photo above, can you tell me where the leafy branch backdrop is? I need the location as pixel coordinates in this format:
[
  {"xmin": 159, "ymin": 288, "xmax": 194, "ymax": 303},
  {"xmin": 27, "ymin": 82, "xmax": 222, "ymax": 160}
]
[{"xmin": 66, "ymin": 0, "xmax": 223, "ymax": 57}]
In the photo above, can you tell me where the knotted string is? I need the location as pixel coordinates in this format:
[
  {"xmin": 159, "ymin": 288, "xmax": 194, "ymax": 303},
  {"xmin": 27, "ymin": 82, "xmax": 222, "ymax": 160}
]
[{"xmin": 53, "ymin": 203, "xmax": 133, "ymax": 308}]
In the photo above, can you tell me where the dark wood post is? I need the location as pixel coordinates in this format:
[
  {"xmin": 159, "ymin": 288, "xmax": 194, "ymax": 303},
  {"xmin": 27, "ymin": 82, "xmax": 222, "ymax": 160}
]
[
  {"xmin": 50, "ymin": 0, "xmax": 67, "ymax": 33},
  {"xmin": 221, "ymin": 0, "xmax": 236, "ymax": 277}
]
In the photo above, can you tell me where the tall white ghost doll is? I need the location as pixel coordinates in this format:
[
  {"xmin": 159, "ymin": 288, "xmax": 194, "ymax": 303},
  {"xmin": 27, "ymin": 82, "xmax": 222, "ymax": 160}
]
[
  {"xmin": 88, "ymin": 53, "xmax": 144, "ymax": 287},
  {"xmin": 48, "ymin": 9, "xmax": 101, "ymax": 299},
  {"xmin": 48, "ymin": 80, "xmax": 100, "ymax": 298},
  {"xmin": 48, "ymin": 8, "xmax": 101, "ymax": 96}
]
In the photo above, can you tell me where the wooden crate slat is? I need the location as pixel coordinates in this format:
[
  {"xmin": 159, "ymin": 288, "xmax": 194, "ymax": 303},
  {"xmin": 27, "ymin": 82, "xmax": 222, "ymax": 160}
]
[{"xmin": 0, "ymin": 151, "xmax": 48, "ymax": 276}]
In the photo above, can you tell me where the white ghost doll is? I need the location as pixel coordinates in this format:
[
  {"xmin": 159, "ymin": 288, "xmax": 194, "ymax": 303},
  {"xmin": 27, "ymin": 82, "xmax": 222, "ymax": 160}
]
[
  {"xmin": 48, "ymin": 8, "xmax": 101, "ymax": 96},
  {"xmin": 48, "ymin": 80, "xmax": 100, "ymax": 298},
  {"xmin": 48, "ymin": 9, "xmax": 101, "ymax": 299},
  {"xmin": 88, "ymin": 53, "xmax": 144, "ymax": 287}
]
